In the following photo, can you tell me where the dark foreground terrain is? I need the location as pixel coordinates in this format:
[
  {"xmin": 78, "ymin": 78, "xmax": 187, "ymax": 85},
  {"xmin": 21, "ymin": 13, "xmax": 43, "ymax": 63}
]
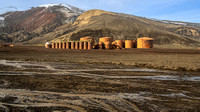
[{"xmin": 0, "ymin": 47, "xmax": 200, "ymax": 111}]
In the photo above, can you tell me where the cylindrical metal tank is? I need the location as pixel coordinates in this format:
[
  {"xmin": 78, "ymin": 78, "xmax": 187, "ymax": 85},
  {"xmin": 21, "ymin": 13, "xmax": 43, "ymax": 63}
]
[
  {"xmin": 51, "ymin": 42, "xmax": 54, "ymax": 49},
  {"xmin": 71, "ymin": 42, "xmax": 75, "ymax": 49},
  {"xmin": 99, "ymin": 37, "xmax": 113, "ymax": 44},
  {"xmin": 66, "ymin": 42, "xmax": 69, "ymax": 49},
  {"xmin": 84, "ymin": 41, "xmax": 88, "ymax": 50},
  {"xmin": 59, "ymin": 42, "xmax": 62, "ymax": 49},
  {"xmin": 51, "ymin": 42, "xmax": 55, "ymax": 48},
  {"xmin": 125, "ymin": 40, "xmax": 133, "ymax": 48},
  {"xmin": 112, "ymin": 41, "xmax": 116, "ymax": 45},
  {"xmin": 105, "ymin": 41, "xmax": 111, "ymax": 49},
  {"xmin": 137, "ymin": 37, "xmax": 154, "ymax": 48},
  {"xmin": 75, "ymin": 42, "xmax": 79, "ymax": 49},
  {"xmin": 79, "ymin": 42, "xmax": 84, "ymax": 49},
  {"xmin": 88, "ymin": 42, "xmax": 93, "ymax": 50},
  {"xmin": 62, "ymin": 42, "xmax": 66, "ymax": 49},
  {"xmin": 115, "ymin": 40, "xmax": 124, "ymax": 49},
  {"xmin": 80, "ymin": 37, "xmax": 94, "ymax": 43},
  {"xmin": 55, "ymin": 42, "xmax": 59, "ymax": 49}
]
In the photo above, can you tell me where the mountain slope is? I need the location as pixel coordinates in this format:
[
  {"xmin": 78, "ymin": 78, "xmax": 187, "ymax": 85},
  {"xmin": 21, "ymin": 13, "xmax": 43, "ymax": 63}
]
[
  {"xmin": 48, "ymin": 9, "xmax": 200, "ymax": 48},
  {"xmin": 0, "ymin": 4, "xmax": 84, "ymax": 43}
]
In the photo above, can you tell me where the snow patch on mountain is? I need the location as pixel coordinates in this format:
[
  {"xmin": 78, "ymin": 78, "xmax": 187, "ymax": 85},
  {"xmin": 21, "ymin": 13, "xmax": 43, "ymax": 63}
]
[
  {"xmin": 0, "ymin": 17, "xmax": 4, "ymax": 20},
  {"xmin": 39, "ymin": 3, "xmax": 84, "ymax": 24},
  {"xmin": 146, "ymin": 17, "xmax": 187, "ymax": 26},
  {"xmin": 39, "ymin": 4, "xmax": 61, "ymax": 8},
  {"xmin": 0, "ymin": 17, "xmax": 4, "ymax": 27},
  {"xmin": 39, "ymin": 3, "xmax": 84, "ymax": 14}
]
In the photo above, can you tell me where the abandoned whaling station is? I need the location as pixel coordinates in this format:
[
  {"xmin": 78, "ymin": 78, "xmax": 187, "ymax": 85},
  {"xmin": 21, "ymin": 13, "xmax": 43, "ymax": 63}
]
[{"xmin": 45, "ymin": 37, "xmax": 154, "ymax": 50}]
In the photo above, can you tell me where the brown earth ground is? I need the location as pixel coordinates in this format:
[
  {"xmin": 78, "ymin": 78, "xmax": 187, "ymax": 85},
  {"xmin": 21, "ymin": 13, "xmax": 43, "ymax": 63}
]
[
  {"xmin": 0, "ymin": 46, "xmax": 200, "ymax": 112},
  {"xmin": 0, "ymin": 46, "xmax": 200, "ymax": 71}
]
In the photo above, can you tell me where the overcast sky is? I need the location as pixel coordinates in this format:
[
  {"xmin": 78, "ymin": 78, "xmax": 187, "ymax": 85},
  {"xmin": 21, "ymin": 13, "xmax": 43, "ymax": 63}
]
[{"xmin": 1, "ymin": 0, "xmax": 200, "ymax": 23}]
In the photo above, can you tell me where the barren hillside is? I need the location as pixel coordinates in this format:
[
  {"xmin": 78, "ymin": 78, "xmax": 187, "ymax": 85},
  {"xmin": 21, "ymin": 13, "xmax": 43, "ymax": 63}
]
[{"xmin": 0, "ymin": 6, "xmax": 200, "ymax": 48}]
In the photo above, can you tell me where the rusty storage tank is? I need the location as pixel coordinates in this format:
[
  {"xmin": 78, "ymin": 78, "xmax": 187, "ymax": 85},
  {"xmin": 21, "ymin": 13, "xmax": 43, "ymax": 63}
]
[
  {"xmin": 9, "ymin": 45, "xmax": 14, "ymax": 47},
  {"xmin": 84, "ymin": 41, "xmax": 88, "ymax": 49},
  {"xmin": 133, "ymin": 40, "xmax": 137, "ymax": 48},
  {"xmin": 52, "ymin": 42, "xmax": 55, "ymax": 48},
  {"xmin": 71, "ymin": 42, "xmax": 75, "ymax": 49},
  {"xmin": 125, "ymin": 40, "xmax": 133, "ymax": 48},
  {"xmin": 79, "ymin": 41, "xmax": 84, "ymax": 49},
  {"xmin": 80, "ymin": 36, "xmax": 95, "ymax": 43},
  {"xmin": 59, "ymin": 42, "xmax": 63, "ymax": 49},
  {"xmin": 137, "ymin": 37, "xmax": 154, "ymax": 48},
  {"xmin": 99, "ymin": 37, "xmax": 113, "ymax": 44},
  {"xmin": 62, "ymin": 42, "xmax": 66, "ymax": 49},
  {"xmin": 55, "ymin": 42, "xmax": 59, "ymax": 49},
  {"xmin": 88, "ymin": 42, "xmax": 93, "ymax": 50},
  {"xmin": 105, "ymin": 41, "xmax": 111, "ymax": 49},
  {"xmin": 115, "ymin": 40, "xmax": 124, "ymax": 49},
  {"xmin": 66, "ymin": 42, "xmax": 71, "ymax": 49},
  {"xmin": 111, "ymin": 41, "xmax": 116, "ymax": 45},
  {"xmin": 75, "ymin": 42, "xmax": 79, "ymax": 49}
]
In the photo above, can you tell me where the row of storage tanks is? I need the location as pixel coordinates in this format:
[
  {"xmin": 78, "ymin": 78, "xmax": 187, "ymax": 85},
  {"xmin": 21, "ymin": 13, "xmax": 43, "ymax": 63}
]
[{"xmin": 45, "ymin": 37, "xmax": 154, "ymax": 50}]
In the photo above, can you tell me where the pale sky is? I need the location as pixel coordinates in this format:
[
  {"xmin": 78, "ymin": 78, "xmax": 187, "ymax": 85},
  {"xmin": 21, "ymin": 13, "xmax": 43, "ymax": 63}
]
[{"xmin": 0, "ymin": 0, "xmax": 200, "ymax": 23}]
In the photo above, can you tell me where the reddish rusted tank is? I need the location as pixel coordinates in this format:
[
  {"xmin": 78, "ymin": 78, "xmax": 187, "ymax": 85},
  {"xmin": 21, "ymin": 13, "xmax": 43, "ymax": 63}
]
[
  {"xmin": 71, "ymin": 42, "xmax": 75, "ymax": 49},
  {"xmin": 51, "ymin": 42, "xmax": 55, "ymax": 48},
  {"xmin": 80, "ymin": 36, "xmax": 95, "ymax": 43},
  {"xmin": 62, "ymin": 42, "xmax": 66, "ymax": 49},
  {"xmin": 55, "ymin": 42, "xmax": 59, "ymax": 49},
  {"xmin": 79, "ymin": 41, "xmax": 84, "ymax": 49},
  {"xmin": 84, "ymin": 41, "xmax": 88, "ymax": 49},
  {"xmin": 59, "ymin": 42, "xmax": 62, "ymax": 49},
  {"xmin": 75, "ymin": 42, "xmax": 79, "ymax": 49},
  {"xmin": 105, "ymin": 41, "xmax": 111, "ymax": 49},
  {"xmin": 99, "ymin": 37, "xmax": 113, "ymax": 44},
  {"xmin": 66, "ymin": 42, "xmax": 69, "ymax": 49},
  {"xmin": 88, "ymin": 42, "xmax": 93, "ymax": 50},
  {"xmin": 137, "ymin": 37, "xmax": 154, "ymax": 48},
  {"xmin": 125, "ymin": 40, "xmax": 133, "ymax": 48}
]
